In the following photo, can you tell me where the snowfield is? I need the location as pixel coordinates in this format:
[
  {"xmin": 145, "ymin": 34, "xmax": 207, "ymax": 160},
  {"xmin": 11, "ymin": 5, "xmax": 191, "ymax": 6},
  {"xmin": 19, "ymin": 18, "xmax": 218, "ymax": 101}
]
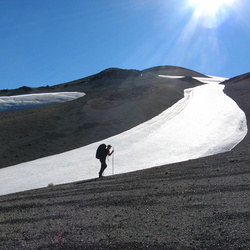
[
  {"xmin": 0, "ymin": 92, "xmax": 85, "ymax": 112},
  {"xmin": 0, "ymin": 76, "xmax": 247, "ymax": 196}
]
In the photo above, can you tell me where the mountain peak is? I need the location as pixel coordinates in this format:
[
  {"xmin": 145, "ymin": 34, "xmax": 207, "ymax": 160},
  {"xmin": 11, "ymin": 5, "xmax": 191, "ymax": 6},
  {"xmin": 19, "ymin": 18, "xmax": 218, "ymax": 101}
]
[{"xmin": 142, "ymin": 65, "xmax": 208, "ymax": 77}]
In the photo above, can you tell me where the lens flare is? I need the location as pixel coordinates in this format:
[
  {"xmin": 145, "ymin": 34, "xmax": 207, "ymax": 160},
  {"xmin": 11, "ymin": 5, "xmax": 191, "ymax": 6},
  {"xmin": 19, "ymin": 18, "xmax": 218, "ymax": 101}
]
[{"xmin": 189, "ymin": 0, "xmax": 236, "ymax": 28}]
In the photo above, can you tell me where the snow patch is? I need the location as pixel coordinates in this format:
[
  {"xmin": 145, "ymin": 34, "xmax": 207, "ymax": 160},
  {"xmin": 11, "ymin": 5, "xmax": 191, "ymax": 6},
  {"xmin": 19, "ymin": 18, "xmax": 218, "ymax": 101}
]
[
  {"xmin": 159, "ymin": 75, "xmax": 184, "ymax": 79},
  {"xmin": 158, "ymin": 74, "xmax": 228, "ymax": 84},
  {"xmin": 0, "ymin": 92, "xmax": 85, "ymax": 112},
  {"xmin": 0, "ymin": 83, "xmax": 247, "ymax": 196}
]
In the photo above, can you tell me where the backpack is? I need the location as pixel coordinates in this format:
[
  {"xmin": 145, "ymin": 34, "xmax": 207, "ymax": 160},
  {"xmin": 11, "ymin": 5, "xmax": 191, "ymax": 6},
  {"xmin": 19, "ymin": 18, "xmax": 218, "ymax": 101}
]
[{"xmin": 96, "ymin": 144, "xmax": 106, "ymax": 159}]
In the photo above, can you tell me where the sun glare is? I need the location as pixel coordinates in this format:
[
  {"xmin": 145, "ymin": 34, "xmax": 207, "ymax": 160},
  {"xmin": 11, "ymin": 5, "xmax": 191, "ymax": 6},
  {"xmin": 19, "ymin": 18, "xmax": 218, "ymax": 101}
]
[{"xmin": 189, "ymin": 0, "xmax": 236, "ymax": 28}]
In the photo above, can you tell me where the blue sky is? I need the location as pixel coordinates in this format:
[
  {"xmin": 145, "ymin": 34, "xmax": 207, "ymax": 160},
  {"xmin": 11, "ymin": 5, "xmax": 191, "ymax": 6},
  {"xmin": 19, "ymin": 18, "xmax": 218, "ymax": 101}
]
[{"xmin": 1, "ymin": 0, "xmax": 250, "ymax": 90}]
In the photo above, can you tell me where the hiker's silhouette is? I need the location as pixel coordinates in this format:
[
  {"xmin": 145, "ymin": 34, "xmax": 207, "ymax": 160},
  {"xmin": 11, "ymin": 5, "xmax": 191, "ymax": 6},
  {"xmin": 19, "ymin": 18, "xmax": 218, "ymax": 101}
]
[{"xmin": 96, "ymin": 144, "xmax": 114, "ymax": 177}]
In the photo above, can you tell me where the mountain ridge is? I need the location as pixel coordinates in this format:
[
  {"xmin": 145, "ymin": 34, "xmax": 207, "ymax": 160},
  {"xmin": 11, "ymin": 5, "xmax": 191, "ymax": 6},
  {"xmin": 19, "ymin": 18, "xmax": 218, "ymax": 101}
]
[
  {"xmin": 0, "ymin": 65, "xmax": 249, "ymax": 169},
  {"xmin": 0, "ymin": 65, "xmax": 207, "ymax": 96},
  {"xmin": 0, "ymin": 66, "xmax": 207, "ymax": 168}
]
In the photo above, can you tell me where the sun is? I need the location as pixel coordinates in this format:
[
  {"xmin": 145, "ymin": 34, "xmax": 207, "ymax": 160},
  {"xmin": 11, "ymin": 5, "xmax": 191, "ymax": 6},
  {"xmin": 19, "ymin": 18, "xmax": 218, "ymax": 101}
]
[
  {"xmin": 190, "ymin": 0, "xmax": 235, "ymax": 12},
  {"xmin": 189, "ymin": 0, "xmax": 236, "ymax": 28}
]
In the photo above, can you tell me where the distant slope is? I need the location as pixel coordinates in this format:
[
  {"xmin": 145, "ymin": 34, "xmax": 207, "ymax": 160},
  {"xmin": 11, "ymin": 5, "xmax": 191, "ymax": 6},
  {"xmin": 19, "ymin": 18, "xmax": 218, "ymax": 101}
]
[
  {"xmin": 0, "ymin": 66, "xmax": 206, "ymax": 168},
  {"xmin": 222, "ymin": 72, "xmax": 250, "ymax": 150},
  {"xmin": 0, "ymin": 66, "xmax": 207, "ymax": 96},
  {"xmin": 142, "ymin": 65, "xmax": 208, "ymax": 77}
]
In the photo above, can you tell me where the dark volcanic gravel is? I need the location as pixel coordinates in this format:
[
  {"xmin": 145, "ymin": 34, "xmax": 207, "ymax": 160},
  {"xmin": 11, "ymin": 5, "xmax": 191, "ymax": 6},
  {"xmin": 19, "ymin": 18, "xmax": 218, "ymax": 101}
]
[{"xmin": 0, "ymin": 148, "xmax": 249, "ymax": 249}]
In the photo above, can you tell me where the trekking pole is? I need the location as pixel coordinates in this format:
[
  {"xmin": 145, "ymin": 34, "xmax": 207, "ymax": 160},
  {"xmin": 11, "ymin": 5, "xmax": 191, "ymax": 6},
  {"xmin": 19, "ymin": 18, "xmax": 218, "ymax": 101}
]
[{"xmin": 112, "ymin": 147, "xmax": 114, "ymax": 175}]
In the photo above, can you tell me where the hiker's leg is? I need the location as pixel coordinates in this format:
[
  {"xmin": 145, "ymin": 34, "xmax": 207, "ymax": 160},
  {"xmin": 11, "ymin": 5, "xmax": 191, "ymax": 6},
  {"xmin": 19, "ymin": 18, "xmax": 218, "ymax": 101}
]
[{"xmin": 99, "ymin": 159, "xmax": 107, "ymax": 177}]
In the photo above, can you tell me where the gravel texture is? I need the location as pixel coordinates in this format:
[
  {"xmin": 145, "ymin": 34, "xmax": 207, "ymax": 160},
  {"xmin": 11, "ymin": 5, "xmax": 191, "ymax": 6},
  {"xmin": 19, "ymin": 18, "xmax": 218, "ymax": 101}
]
[{"xmin": 0, "ymin": 149, "xmax": 249, "ymax": 249}]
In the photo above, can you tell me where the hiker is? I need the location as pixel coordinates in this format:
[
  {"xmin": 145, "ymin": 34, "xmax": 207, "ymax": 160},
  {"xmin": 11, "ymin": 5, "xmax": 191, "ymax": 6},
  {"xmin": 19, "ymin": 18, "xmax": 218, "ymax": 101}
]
[{"xmin": 96, "ymin": 144, "xmax": 114, "ymax": 178}]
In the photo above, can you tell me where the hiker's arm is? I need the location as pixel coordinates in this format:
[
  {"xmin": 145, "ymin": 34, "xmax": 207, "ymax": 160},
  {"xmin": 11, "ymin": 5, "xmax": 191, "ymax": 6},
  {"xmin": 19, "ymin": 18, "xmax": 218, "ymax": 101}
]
[{"xmin": 108, "ymin": 150, "xmax": 114, "ymax": 156}]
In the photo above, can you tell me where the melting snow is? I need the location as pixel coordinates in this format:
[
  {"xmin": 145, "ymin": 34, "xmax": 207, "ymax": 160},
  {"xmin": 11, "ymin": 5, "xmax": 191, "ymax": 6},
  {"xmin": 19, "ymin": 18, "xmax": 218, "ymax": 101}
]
[
  {"xmin": 159, "ymin": 74, "xmax": 228, "ymax": 84},
  {"xmin": 159, "ymin": 75, "xmax": 184, "ymax": 79},
  {"xmin": 193, "ymin": 76, "xmax": 228, "ymax": 84},
  {"xmin": 0, "ymin": 92, "xmax": 85, "ymax": 112}
]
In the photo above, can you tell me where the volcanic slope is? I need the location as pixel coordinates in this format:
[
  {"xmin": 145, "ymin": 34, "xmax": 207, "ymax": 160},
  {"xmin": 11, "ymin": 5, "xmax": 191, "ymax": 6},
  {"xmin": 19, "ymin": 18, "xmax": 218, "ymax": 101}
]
[
  {"xmin": 0, "ymin": 69, "xmax": 249, "ymax": 249},
  {"xmin": 223, "ymin": 72, "xmax": 250, "ymax": 150},
  {"xmin": 0, "ymin": 66, "xmax": 207, "ymax": 168}
]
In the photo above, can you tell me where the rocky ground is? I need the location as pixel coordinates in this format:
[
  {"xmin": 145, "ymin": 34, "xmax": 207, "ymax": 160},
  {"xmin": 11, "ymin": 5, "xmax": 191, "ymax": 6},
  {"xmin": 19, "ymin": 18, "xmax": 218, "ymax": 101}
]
[{"xmin": 0, "ymin": 147, "xmax": 249, "ymax": 249}]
